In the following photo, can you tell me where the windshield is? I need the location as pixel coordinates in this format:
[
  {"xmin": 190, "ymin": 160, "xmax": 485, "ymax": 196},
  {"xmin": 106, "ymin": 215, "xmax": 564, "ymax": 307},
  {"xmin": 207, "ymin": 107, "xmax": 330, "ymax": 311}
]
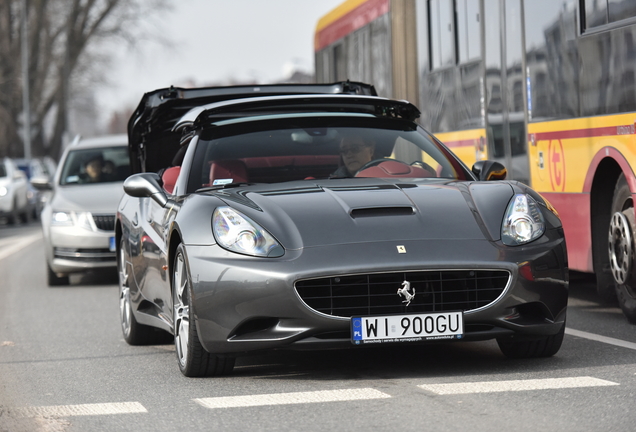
[
  {"xmin": 187, "ymin": 116, "xmax": 471, "ymax": 193},
  {"xmin": 60, "ymin": 146, "xmax": 130, "ymax": 185},
  {"xmin": 0, "ymin": 162, "xmax": 6, "ymax": 178}
]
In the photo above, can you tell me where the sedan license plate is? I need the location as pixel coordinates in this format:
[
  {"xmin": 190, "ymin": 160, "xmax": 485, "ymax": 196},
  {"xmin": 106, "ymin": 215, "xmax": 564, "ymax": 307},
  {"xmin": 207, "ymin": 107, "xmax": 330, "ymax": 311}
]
[
  {"xmin": 109, "ymin": 236, "xmax": 116, "ymax": 252},
  {"xmin": 351, "ymin": 311, "xmax": 463, "ymax": 345}
]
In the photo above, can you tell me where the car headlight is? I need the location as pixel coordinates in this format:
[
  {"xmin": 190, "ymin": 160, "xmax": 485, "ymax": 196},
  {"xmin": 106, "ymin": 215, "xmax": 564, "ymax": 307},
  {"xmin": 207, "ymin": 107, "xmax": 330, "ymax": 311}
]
[
  {"xmin": 52, "ymin": 211, "xmax": 73, "ymax": 226},
  {"xmin": 501, "ymin": 194, "xmax": 545, "ymax": 246},
  {"xmin": 51, "ymin": 211, "xmax": 93, "ymax": 230},
  {"xmin": 0, "ymin": 186, "xmax": 8, "ymax": 197},
  {"xmin": 213, "ymin": 206, "xmax": 284, "ymax": 257}
]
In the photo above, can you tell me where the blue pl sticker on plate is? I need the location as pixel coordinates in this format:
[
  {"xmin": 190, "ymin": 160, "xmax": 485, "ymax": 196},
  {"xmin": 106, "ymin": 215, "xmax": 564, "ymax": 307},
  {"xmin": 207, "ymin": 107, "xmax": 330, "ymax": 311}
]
[
  {"xmin": 351, "ymin": 317, "xmax": 363, "ymax": 341},
  {"xmin": 109, "ymin": 237, "xmax": 116, "ymax": 252}
]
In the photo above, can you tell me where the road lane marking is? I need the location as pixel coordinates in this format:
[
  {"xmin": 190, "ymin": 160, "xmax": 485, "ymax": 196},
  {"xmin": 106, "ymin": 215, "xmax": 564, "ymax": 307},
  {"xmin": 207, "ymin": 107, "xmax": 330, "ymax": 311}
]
[
  {"xmin": 6, "ymin": 402, "xmax": 147, "ymax": 418},
  {"xmin": 418, "ymin": 376, "xmax": 618, "ymax": 395},
  {"xmin": 566, "ymin": 328, "xmax": 636, "ymax": 350},
  {"xmin": 194, "ymin": 388, "xmax": 391, "ymax": 409},
  {"xmin": 0, "ymin": 233, "xmax": 42, "ymax": 261}
]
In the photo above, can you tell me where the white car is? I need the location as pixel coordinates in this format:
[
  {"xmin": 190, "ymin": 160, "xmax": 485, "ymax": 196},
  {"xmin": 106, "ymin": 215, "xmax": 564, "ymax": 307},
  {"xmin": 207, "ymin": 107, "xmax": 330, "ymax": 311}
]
[
  {"xmin": 0, "ymin": 158, "xmax": 30, "ymax": 224},
  {"xmin": 33, "ymin": 135, "xmax": 130, "ymax": 285}
]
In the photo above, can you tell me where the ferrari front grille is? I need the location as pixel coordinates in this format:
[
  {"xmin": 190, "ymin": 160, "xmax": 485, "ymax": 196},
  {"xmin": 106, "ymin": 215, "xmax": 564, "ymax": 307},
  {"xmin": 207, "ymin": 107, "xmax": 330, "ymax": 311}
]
[
  {"xmin": 295, "ymin": 270, "xmax": 510, "ymax": 318},
  {"xmin": 92, "ymin": 214, "xmax": 115, "ymax": 231}
]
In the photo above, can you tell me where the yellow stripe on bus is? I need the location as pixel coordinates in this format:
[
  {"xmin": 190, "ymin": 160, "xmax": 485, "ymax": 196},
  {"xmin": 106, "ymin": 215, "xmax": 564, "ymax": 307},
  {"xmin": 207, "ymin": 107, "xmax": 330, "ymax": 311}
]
[
  {"xmin": 315, "ymin": 0, "xmax": 370, "ymax": 32},
  {"xmin": 528, "ymin": 113, "xmax": 636, "ymax": 193}
]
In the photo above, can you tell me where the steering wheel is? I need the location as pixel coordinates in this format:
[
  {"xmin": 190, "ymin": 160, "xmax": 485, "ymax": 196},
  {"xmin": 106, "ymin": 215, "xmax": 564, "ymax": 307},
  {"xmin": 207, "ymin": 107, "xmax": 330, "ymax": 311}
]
[
  {"xmin": 354, "ymin": 158, "xmax": 406, "ymax": 176},
  {"xmin": 410, "ymin": 161, "xmax": 437, "ymax": 177}
]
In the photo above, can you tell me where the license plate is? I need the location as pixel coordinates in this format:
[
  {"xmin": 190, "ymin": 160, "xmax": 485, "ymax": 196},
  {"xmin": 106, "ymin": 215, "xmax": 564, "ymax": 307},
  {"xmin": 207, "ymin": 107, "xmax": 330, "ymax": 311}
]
[
  {"xmin": 109, "ymin": 237, "xmax": 116, "ymax": 252},
  {"xmin": 351, "ymin": 311, "xmax": 463, "ymax": 345}
]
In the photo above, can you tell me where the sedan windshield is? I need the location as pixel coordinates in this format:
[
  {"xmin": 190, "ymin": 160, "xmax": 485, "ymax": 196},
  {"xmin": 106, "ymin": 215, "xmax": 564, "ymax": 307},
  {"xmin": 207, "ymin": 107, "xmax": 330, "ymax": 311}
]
[
  {"xmin": 60, "ymin": 147, "xmax": 130, "ymax": 185},
  {"xmin": 187, "ymin": 116, "xmax": 471, "ymax": 193}
]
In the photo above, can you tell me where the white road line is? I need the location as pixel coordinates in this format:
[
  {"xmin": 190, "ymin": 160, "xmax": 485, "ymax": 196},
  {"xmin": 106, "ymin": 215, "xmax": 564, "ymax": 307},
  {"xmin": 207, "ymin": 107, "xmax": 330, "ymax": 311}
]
[
  {"xmin": 7, "ymin": 402, "xmax": 147, "ymax": 418},
  {"xmin": 194, "ymin": 388, "xmax": 391, "ymax": 409},
  {"xmin": 0, "ymin": 232, "xmax": 43, "ymax": 261},
  {"xmin": 418, "ymin": 376, "xmax": 618, "ymax": 395},
  {"xmin": 566, "ymin": 327, "xmax": 636, "ymax": 351}
]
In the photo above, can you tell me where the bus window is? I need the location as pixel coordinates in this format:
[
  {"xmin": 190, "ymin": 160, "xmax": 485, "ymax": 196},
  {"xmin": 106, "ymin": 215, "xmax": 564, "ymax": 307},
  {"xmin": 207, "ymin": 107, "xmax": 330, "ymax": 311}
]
[
  {"xmin": 585, "ymin": 0, "xmax": 608, "ymax": 28},
  {"xmin": 456, "ymin": 0, "xmax": 481, "ymax": 63},
  {"xmin": 430, "ymin": 0, "xmax": 455, "ymax": 69},
  {"xmin": 609, "ymin": 0, "xmax": 636, "ymax": 23}
]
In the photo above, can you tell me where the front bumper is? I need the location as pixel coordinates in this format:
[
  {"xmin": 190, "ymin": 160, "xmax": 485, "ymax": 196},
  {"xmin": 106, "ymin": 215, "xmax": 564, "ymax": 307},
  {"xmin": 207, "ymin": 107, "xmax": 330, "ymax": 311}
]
[
  {"xmin": 186, "ymin": 231, "xmax": 568, "ymax": 355},
  {"xmin": 47, "ymin": 225, "xmax": 116, "ymax": 274}
]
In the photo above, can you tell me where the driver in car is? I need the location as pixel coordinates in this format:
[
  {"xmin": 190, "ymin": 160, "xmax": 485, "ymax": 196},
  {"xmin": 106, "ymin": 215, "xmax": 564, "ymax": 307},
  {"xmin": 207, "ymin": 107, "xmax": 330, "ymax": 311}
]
[
  {"xmin": 331, "ymin": 135, "xmax": 376, "ymax": 177},
  {"xmin": 81, "ymin": 155, "xmax": 105, "ymax": 183}
]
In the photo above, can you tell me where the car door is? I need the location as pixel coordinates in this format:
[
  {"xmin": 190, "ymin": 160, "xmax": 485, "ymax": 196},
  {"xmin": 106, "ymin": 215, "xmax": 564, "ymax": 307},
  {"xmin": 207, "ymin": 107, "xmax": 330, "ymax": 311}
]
[{"xmin": 138, "ymin": 195, "xmax": 173, "ymax": 317}]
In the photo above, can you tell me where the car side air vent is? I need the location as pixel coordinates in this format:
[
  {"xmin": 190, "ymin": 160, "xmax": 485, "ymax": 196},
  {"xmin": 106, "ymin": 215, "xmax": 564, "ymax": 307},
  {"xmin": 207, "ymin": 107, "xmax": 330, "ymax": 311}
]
[{"xmin": 350, "ymin": 206, "xmax": 414, "ymax": 218}]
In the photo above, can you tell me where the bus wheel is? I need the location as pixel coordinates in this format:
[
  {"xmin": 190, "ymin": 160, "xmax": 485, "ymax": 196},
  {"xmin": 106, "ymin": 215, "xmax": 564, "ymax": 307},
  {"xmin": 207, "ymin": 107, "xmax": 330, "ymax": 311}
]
[{"xmin": 608, "ymin": 173, "xmax": 636, "ymax": 323}]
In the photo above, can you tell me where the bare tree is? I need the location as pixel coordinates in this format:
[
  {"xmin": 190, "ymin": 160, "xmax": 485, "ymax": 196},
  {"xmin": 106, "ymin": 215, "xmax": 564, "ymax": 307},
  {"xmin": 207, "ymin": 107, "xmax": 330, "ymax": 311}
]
[{"xmin": 0, "ymin": 0, "xmax": 168, "ymax": 160}]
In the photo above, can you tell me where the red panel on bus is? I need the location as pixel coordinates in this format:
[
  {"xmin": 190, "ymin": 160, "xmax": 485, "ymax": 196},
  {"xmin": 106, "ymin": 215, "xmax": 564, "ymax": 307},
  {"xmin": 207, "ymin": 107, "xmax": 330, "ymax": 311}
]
[
  {"xmin": 315, "ymin": 0, "xmax": 390, "ymax": 51},
  {"xmin": 541, "ymin": 192, "xmax": 592, "ymax": 273}
]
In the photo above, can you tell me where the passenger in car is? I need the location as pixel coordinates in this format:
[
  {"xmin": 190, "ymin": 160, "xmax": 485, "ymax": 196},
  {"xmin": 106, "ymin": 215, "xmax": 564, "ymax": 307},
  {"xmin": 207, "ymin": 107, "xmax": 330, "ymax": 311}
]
[
  {"xmin": 101, "ymin": 160, "xmax": 119, "ymax": 181},
  {"xmin": 331, "ymin": 135, "xmax": 376, "ymax": 177}
]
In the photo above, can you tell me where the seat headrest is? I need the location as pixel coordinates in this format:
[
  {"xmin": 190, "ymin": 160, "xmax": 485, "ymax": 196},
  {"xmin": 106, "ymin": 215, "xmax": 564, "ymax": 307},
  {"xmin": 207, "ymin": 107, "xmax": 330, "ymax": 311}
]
[{"xmin": 161, "ymin": 166, "xmax": 180, "ymax": 194}]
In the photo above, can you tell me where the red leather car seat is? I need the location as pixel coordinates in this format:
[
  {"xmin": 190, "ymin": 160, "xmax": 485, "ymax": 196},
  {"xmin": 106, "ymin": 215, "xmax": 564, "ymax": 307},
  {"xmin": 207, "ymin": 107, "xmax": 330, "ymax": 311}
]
[
  {"xmin": 162, "ymin": 166, "xmax": 181, "ymax": 194},
  {"xmin": 209, "ymin": 159, "xmax": 249, "ymax": 186}
]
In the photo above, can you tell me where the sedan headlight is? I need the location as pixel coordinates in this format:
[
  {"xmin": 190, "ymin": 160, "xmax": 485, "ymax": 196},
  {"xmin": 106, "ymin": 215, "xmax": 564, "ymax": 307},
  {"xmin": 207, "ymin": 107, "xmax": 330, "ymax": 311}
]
[
  {"xmin": 213, "ymin": 207, "xmax": 284, "ymax": 257},
  {"xmin": 501, "ymin": 194, "xmax": 545, "ymax": 246},
  {"xmin": 0, "ymin": 186, "xmax": 8, "ymax": 197},
  {"xmin": 51, "ymin": 211, "xmax": 93, "ymax": 230}
]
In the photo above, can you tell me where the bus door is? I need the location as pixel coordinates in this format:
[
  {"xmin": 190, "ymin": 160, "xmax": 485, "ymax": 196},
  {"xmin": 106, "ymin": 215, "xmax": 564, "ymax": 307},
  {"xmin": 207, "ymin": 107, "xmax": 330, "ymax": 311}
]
[{"xmin": 483, "ymin": 0, "xmax": 529, "ymax": 184}]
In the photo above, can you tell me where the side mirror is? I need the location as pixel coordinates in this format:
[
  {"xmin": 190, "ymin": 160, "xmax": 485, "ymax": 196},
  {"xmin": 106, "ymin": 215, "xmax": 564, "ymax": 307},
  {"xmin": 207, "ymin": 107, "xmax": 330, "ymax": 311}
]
[
  {"xmin": 472, "ymin": 160, "xmax": 507, "ymax": 181},
  {"xmin": 124, "ymin": 173, "xmax": 169, "ymax": 207},
  {"xmin": 30, "ymin": 175, "xmax": 53, "ymax": 190}
]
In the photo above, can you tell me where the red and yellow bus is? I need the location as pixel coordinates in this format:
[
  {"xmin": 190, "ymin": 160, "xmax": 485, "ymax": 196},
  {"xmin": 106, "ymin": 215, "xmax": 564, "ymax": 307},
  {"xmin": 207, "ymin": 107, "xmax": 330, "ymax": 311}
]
[{"xmin": 315, "ymin": 0, "xmax": 636, "ymax": 322}]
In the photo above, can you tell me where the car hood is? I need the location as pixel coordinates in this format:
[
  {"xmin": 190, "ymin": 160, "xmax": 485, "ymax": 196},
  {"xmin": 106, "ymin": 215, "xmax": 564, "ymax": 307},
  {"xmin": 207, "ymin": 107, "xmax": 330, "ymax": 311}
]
[
  {"xmin": 50, "ymin": 183, "xmax": 124, "ymax": 214},
  {"xmin": 210, "ymin": 180, "xmax": 514, "ymax": 249}
]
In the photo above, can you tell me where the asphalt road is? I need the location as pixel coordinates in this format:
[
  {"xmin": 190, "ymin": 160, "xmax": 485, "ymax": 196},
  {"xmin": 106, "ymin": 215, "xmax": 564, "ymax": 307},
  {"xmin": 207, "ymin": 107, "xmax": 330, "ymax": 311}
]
[{"xmin": 1, "ymin": 222, "xmax": 635, "ymax": 432}]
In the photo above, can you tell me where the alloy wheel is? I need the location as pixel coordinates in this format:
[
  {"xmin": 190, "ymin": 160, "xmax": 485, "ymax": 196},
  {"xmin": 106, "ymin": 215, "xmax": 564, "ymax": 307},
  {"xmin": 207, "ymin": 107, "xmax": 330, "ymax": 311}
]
[
  {"xmin": 119, "ymin": 242, "xmax": 132, "ymax": 338},
  {"xmin": 173, "ymin": 253, "xmax": 190, "ymax": 368},
  {"xmin": 608, "ymin": 210, "xmax": 634, "ymax": 285}
]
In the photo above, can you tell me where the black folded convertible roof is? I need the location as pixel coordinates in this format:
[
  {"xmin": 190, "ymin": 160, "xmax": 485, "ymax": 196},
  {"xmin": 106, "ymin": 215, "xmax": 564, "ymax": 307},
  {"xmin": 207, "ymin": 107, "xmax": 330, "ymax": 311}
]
[
  {"xmin": 127, "ymin": 81, "xmax": 377, "ymax": 173},
  {"xmin": 128, "ymin": 82, "xmax": 377, "ymax": 148},
  {"xmin": 174, "ymin": 94, "xmax": 420, "ymax": 133}
]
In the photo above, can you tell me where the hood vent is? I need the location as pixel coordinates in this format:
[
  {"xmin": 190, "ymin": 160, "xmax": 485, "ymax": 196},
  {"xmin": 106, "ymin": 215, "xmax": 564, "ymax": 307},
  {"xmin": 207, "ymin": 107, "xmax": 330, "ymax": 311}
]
[{"xmin": 350, "ymin": 206, "xmax": 414, "ymax": 218}]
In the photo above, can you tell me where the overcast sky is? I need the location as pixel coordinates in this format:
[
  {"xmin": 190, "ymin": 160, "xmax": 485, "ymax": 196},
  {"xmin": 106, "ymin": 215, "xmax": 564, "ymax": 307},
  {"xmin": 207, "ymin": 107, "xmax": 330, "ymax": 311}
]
[{"xmin": 95, "ymin": 0, "xmax": 343, "ymax": 123}]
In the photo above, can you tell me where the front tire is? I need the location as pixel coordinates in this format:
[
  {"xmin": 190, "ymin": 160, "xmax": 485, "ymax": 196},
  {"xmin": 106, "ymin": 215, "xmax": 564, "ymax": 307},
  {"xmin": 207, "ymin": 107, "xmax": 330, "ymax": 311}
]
[
  {"xmin": 497, "ymin": 323, "xmax": 565, "ymax": 359},
  {"xmin": 608, "ymin": 174, "xmax": 636, "ymax": 323},
  {"xmin": 20, "ymin": 205, "xmax": 31, "ymax": 223},
  {"xmin": 173, "ymin": 244, "xmax": 235, "ymax": 377},
  {"xmin": 6, "ymin": 200, "xmax": 18, "ymax": 225}
]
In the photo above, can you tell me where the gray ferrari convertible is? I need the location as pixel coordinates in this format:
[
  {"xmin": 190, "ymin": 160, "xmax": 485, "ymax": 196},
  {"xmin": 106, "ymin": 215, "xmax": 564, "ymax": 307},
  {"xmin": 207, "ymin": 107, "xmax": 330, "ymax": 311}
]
[{"xmin": 116, "ymin": 82, "xmax": 568, "ymax": 377}]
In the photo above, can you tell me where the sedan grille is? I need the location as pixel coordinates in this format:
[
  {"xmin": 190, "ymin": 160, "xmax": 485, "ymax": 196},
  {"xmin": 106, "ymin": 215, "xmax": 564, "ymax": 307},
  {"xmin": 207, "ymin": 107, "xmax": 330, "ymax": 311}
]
[
  {"xmin": 92, "ymin": 214, "xmax": 115, "ymax": 231},
  {"xmin": 295, "ymin": 270, "xmax": 510, "ymax": 318},
  {"xmin": 54, "ymin": 248, "xmax": 115, "ymax": 262}
]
